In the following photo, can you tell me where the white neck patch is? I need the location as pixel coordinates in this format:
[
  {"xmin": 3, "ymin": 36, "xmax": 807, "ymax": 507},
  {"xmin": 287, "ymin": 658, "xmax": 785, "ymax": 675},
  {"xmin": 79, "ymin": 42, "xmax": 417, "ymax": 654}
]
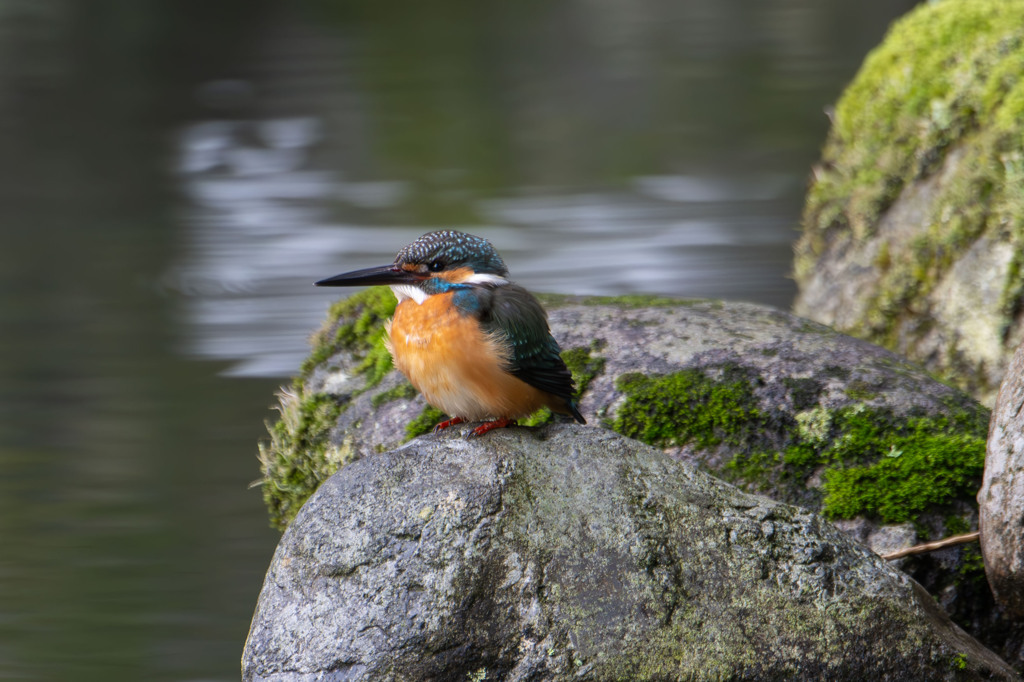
[
  {"xmin": 390, "ymin": 284, "xmax": 429, "ymax": 305},
  {"xmin": 463, "ymin": 273, "xmax": 509, "ymax": 286},
  {"xmin": 390, "ymin": 273, "xmax": 508, "ymax": 305}
]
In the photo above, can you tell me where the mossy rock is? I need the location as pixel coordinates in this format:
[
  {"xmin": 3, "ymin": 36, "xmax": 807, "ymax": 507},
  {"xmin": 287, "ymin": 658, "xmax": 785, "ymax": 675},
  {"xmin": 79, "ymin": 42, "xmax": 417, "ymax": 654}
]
[
  {"xmin": 257, "ymin": 287, "xmax": 398, "ymax": 529},
  {"xmin": 263, "ymin": 291, "xmax": 988, "ymax": 533},
  {"xmin": 255, "ymin": 291, "xmax": 1014, "ymax": 666},
  {"xmin": 245, "ymin": 425, "xmax": 1018, "ymax": 681},
  {"xmin": 794, "ymin": 0, "xmax": 1024, "ymax": 406}
]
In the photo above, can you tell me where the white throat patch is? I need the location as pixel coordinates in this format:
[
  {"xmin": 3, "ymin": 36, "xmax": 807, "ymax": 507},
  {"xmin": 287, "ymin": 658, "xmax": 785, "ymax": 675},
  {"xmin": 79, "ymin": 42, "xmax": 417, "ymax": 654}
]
[{"xmin": 390, "ymin": 284, "xmax": 429, "ymax": 305}]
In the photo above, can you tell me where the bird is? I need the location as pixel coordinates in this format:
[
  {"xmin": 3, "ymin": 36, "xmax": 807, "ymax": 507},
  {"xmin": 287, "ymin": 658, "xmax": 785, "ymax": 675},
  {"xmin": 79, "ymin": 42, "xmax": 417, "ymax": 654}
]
[{"xmin": 315, "ymin": 230, "xmax": 586, "ymax": 437}]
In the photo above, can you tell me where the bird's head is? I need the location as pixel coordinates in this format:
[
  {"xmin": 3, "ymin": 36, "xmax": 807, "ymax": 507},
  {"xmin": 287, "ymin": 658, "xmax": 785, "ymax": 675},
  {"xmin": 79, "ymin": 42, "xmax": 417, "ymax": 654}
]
[{"xmin": 315, "ymin": 230, "xmax": 510, "ymax": 303}]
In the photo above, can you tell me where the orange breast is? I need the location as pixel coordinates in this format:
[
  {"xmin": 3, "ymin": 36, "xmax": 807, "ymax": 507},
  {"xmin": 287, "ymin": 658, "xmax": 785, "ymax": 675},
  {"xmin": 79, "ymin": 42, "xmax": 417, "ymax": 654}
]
[{"xmin": 386, "ymin": 293, "xmax": 552, "ymax": 421}]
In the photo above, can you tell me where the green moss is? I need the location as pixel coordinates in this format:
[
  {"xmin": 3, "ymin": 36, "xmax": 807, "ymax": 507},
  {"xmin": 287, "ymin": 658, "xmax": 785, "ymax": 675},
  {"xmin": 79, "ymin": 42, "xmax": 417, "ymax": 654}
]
[
  {"xmin": 753, "ymin": 402, "xmax": 989, "ymax": 524},
  {"xmin": 957, "ymin": 544, "xmax": 987, "ymax": 585},
  {"xmin": 796, "ymin": 0, "xmax": 1024, "ymax": 385},
  {"xmin": 612, "ymin": 366, "xmax": 764, "ymax": 449},
  {"xmin": 606, "ymin": 366, "xmax": 985, "ymax": 528},
  {"xmin": 609, "ymin": 368, "xmax": 992, "ymax": 525},
  {"xmin": 801, "ymin": 1, "xmax": 1024, "ymax": 242},
  {"xmin": 535, "ymin": 293, "xmax": 709, "ymax": 309},
  {"xmin": 843, "ymin": 380, "xmax": 879, "ymax": 402},
  {"xmin": 371, "ymin": 382, "xmax": 417, "ymax": 407},
  {"xmin": 260, "ymin": 287, "xmax": 398, "ymax": 529},
  {"xmin": 560, "ymin": 342, "xmax": 607, "ymax": 396},
  {"xmin": 263, "ymin": 289, "xmax": 624, "ymax": 527},
  {"xmin": 998, "ymin": 225, "xmax": 1024, "ymax": 340},
  {"xmin": 512, "ymin": 343, "xmax": 607, "ymax": 428},
  {"xmin": 359, "ymin": 338, "xmax": 397, "ymax": 387},
  {"xmin": 302, "ymin": 287, "xmax": 397, "ymax": 386},
  {"xmin": 257, "ymin": 389, "xmax": 354, "ymax": 529},
  {"xmin": 944, "ymin": 514, "xmax": 970, "ymax": 536},
  {"xmin": 404, "ymin": 405, "xmax": 446, "ymax": 441},
  {"xmin": 821, "ymin": 425, "xmax": 986, "ymax": 523},
  {"xmin": 519, "ymin": 407, "xmax": 553, "ymax": 428},
  {"xmin": 531, "ymin": 293, "xmax": 578, "ymax": 309}
]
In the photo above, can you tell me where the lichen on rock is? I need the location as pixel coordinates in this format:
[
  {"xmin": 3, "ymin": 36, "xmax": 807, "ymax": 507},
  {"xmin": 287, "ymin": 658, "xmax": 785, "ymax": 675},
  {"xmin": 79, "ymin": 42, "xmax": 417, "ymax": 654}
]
[
  {"xmin": 243, "ymin": 426, "xmax": 1017, "ymax": 681},
  {"xmin": 257, "ymin": 387, "xmax": 351, "ymax": 529},
  {"xmin": 794, "ymin": 0, "xmax": 1024, "ymax": 405},
  {"xmin": 254, "ymin": 294, "xmax": 1014, "ymax": 665}
]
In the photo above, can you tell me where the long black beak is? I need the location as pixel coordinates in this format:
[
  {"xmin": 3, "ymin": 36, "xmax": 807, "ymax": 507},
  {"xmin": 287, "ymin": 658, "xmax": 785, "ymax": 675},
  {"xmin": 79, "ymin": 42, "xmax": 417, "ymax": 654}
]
[{"xmin": 314, "ymin": 264, "xmax": 423, "ymax": 287}]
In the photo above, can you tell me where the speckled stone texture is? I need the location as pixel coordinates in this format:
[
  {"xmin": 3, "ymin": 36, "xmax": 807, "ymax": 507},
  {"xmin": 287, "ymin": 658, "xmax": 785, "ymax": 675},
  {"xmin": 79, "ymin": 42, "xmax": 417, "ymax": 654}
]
[
  {"xmin": 243, "ymin": 425, "xmax": 1016, "ymax": 681},
  {"xmin": 981, "ymin": 339, "xmax": 1024, "ymax": 618},
  {"xmin": 310, "ymin": 300, "xmax": 983, "ymax": 480},
  {"xmin": 278, "ymin": 298, "xmax": 1002, "ymax": 663}
]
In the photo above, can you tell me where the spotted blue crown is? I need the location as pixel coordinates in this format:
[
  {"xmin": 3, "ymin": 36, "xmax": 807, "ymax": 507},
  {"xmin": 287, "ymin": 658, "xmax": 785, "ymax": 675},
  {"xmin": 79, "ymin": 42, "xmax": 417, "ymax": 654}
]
[{"xmin": 395, "ymin": 230, "xmax": 509, "ymax": 277}]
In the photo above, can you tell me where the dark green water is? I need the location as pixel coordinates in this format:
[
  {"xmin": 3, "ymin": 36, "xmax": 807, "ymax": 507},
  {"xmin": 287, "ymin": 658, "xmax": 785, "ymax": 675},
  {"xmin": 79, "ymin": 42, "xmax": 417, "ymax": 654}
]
[{"xmin": 0, "ymin": 1, "xmax": 913, "ymax": 679}]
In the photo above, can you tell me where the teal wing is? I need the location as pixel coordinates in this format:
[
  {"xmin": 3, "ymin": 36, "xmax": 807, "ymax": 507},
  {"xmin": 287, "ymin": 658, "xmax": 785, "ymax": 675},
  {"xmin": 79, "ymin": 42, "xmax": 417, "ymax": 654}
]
[{"xmin": 458, "ymin": 284, "xmax": 584, "ymax": 423}]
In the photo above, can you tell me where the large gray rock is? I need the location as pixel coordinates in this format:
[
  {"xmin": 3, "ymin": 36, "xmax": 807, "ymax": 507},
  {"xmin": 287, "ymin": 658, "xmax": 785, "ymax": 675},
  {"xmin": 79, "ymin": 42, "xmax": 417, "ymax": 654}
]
[
  {"xmin": 244, "ymin": 425, "xmax": 1016, "ymax": 681},
  {"xmin": 794, "ymin": 146, "xmax": 1020, "ymax": 408},
  {"xmin": 981, "ymin": 339, "xmax": 1024, "ymax": 617},
  {"xmin": 792, "ymin": 1, "xmax": 1024, "ymax": 406},
  {"xmin": 292, "ymin": 298, "xmax": 987, "ymax": 516},
  {"xmin": 262, "ymin": 295, "xmax": 1003, "ymax": 666}
]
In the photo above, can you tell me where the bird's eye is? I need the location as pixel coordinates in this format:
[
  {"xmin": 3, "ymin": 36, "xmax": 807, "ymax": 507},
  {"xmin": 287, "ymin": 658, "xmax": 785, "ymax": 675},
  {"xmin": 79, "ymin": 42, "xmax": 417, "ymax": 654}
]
[{"xmin": 428, "ymin": 260, "xmax": 444, "ymax": 272}]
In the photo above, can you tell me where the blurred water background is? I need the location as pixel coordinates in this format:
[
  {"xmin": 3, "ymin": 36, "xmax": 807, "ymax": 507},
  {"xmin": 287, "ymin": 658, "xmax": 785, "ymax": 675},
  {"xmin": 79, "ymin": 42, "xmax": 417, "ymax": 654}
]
[{"xmin": 0, "ymin": 1, "xmax": 914, "ymax": 679}]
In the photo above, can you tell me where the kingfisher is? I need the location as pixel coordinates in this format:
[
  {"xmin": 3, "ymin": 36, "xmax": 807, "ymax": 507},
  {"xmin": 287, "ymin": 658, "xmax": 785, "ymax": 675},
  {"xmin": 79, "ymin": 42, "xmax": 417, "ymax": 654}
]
[{"xmin": 315, "ymin": 230, "xmax": 585, "ymax": 437}]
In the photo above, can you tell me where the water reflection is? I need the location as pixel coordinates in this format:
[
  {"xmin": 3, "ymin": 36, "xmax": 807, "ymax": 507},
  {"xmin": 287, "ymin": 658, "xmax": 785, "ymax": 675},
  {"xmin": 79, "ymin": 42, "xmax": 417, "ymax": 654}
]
[
  {"xmin": 167, "ymin": 0, "xmax": 915, "ymax": 378},
  {"xmin": 171, "ymin": 114, "xmax": 802, "ymax": 377},
  {"xmin": 0, "ymin": 0, "xmax": 916, "ymax": 680}
]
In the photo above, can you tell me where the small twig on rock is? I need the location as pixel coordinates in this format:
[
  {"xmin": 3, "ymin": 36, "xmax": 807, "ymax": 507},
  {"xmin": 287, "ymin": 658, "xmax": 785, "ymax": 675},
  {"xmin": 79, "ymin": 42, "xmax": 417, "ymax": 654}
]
[{"xmin": 881, "ymin": 531, "xmax": 980, "ymax": 560}]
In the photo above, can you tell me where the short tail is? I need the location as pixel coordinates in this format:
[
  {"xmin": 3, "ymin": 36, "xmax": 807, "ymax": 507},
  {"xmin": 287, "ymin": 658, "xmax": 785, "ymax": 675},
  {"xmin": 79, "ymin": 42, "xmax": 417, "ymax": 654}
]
[{"xmin": 567, "ymin": 400, "xmax": 586, "ymax": 425}]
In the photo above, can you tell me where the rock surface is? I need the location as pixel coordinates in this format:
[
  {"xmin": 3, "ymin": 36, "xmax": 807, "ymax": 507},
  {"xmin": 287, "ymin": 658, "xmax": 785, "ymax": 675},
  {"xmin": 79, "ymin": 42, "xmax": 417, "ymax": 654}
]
[
  {"xmin": 244, "ymin": 425, "xmax": 1016, "ymax": 681},
  {"xmin": 981, "ymin": 338, "xmax": 1024, "ymax": 618},
  {"xmin": 260, "ymin": 294, "xmax": 1008, "ymax": 665},
  {"xmin": 793, "ymin": 0, "xmax": 1024, "ymax": 406},
  {"xmin": 275, "ymin": 297, "xmax": 988, "ymax": 526}
]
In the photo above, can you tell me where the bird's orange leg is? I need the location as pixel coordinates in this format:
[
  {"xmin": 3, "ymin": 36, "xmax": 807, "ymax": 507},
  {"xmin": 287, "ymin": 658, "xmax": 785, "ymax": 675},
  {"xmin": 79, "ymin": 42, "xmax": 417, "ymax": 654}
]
[
  {"xmin": 469, "ymin": 418, "xmax": 517, "ymax": 437},
  {"xmin": 433, "ymin": 416, "xmax": 467, "ymax": 433}
]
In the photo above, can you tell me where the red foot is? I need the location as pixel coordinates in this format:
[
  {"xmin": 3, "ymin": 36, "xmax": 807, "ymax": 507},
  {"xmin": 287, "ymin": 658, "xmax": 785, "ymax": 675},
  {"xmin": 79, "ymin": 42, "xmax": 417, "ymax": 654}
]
[
  {"xmin": 433, "ymin": 416, "xmax": 467, "ymax": 433},
  {"xmin": 469, "ymin": 418, "xmax": 517, "ymax": 438}
]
